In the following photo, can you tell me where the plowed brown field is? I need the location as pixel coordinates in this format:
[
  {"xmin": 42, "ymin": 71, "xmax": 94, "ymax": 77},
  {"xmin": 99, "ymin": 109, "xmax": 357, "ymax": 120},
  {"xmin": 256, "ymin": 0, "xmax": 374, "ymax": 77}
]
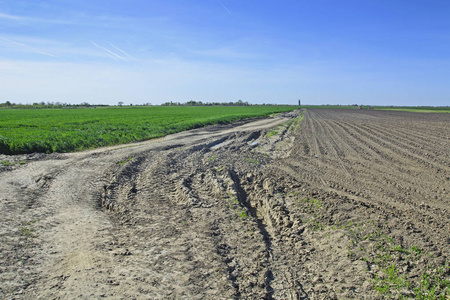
[{"xmin": 1, "ymin": 109, "xmax": 449, "ymax": 299}]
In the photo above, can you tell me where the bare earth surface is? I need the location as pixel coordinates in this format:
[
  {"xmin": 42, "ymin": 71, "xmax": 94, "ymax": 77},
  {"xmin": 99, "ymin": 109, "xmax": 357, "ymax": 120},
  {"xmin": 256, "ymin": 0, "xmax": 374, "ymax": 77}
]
[{"xmin": 1, "ymin": 109, "xmax": 449, "ymax": 299}]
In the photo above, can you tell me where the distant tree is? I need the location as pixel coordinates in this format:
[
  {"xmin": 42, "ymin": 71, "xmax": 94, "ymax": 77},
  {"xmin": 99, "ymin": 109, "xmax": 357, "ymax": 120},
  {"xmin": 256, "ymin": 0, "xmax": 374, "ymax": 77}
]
[
  {"xmin": 118, "ymin": 101, "xmax": 124, "ymax": 107},
  {"xmin": 5, "ymin": 101, "xmax": 11, "ymax": 106}
]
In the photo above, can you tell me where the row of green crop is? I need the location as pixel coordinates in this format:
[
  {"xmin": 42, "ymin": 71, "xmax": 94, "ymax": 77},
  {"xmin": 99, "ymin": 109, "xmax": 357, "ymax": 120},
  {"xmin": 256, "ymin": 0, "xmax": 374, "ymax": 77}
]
[{"xmin": 0, "ymin": 106, "xmax": 297, "ymax": 154}]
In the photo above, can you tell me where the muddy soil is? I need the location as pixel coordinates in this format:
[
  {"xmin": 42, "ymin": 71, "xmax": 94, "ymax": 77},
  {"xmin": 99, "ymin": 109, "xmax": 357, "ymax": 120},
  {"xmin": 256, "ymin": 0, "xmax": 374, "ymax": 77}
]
[{"xmin": 0, "ymin": 109, "xmax": 449, "ymax": 299}]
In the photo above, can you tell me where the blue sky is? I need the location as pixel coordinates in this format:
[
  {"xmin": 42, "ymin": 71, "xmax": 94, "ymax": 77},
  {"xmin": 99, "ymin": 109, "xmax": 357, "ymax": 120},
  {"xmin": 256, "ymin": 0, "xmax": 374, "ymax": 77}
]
[{"xmin": 0, "ymin": 0, "xmax": 449, "ymax": 106}]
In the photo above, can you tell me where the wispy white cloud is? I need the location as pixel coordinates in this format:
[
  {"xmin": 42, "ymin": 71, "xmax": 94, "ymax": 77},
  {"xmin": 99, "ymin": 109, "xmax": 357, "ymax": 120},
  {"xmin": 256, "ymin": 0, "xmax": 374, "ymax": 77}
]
[
  {"xmin": 193, "ymin": 46, "xmax": 260, "ymax": 60},
  {"xmin": 108, "ymin": 42, "xmax": 140, "ymax": 63},
  {"xmin": 0, "ymin": 12, "xmax": 26, "ymax": 21},
  {"xmin": 216, "ymin": 0, "xmax": 232, "ymax": 14},
  {"xmin": 0, "ymin": 34, "xmax": 143, "ymax": 63},
  {"xmin": 90, "ymin": 41, "xmax": 123, "ymax": 61},
  {"xmin": 0, "ymin": 36, "xmax": 58, "ymax": 58},
  {"xmin": 0, "ymin": 36, "xmax": 26, "ymax": 47},
  {"xmin": 90, "ymin": 41, "xmax": 141, "ymax": 64},
  {"xmin": 0, "ymin": 11, "xmax": 74, "ymax": 25}
]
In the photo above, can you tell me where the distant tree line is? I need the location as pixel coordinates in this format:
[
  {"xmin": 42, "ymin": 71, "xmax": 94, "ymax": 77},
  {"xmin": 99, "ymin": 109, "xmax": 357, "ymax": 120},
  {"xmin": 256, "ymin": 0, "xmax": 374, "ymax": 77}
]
[
  {"xmin": 0, "ymin": 101, "xmax": 108, "ymax": 109},
  {"xmin": 161, "ymin": 100, "xmax": 256, "ymax": 106},
  {"xmin": 1, "ymin": 99, "xmax": 285, "ymax": 109}
]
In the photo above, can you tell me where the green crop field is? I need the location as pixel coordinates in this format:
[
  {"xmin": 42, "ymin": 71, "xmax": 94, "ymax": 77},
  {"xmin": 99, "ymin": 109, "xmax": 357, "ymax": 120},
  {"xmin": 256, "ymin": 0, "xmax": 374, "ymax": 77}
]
[{"xmin": 0, "ymin": 106, "xmax": 296, "ymax": 155}]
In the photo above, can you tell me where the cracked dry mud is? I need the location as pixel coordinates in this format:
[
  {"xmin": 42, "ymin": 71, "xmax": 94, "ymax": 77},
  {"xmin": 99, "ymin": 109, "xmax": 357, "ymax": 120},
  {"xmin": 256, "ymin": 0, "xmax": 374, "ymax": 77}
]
[{"xmin": 1, "ymin": 109, "xmax": 449, "ymax": 299}]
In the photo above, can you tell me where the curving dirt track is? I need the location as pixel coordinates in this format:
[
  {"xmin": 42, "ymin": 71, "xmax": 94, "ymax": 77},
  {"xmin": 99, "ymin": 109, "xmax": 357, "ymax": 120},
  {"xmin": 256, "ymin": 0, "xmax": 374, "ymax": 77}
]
[{"xmin": 0, "ymin": 109, "xmax": 449, "ymax": 299}]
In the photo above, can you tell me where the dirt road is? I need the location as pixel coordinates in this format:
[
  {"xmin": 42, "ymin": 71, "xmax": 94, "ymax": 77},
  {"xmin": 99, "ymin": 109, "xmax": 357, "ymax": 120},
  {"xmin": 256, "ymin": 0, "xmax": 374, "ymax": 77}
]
[{"xmin": 1, "ymin": 109, "xmax": 449, "ymax": 299}]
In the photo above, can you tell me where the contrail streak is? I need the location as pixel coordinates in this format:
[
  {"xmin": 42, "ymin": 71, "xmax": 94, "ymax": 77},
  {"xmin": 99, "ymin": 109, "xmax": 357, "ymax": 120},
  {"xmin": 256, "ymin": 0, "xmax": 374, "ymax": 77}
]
[
  {"xmin": 108, "ymin": 42, "xmax": 139, "ymax": 62},
  {"xmin": 0, "ymin": 12, "xmax": 25, "ymax": 21},
  {"xmin": 35, "ymin": 50, "xmax": 58, "ymax": 58},
  {"xmin": 0, "ymin": 36, "xmax": 58, "ymax": 58},
  {"xmin": 90, "ymin": 41, "xmax": 123, "ymax": 61},
  {"xmin": 216, "ymin": 0, "xmax": 232, "ymax": 14},
  {"xmin": 0, "ymin": 37, "xmax": 26, "ymax": 47}
]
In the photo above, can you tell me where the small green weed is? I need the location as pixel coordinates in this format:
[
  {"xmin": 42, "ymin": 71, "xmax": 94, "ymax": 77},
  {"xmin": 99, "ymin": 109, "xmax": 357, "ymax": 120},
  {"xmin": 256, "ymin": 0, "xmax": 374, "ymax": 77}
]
[
  {"xmin": 229, "ymin": 196, "xmax": 239, "ymax": 204},
  {"xmin": 238, "ymin": 210, "xmax": 248, "ymax": 219},
  {"xmin": 289, "ymin": 114, "xmax": 305, "ymax": 131},
  {"xmin": 301, "ymin": 198, "xmax": 322, "ymax": 210},
  {"xmin": 2, "ymin": 160, "xmax": 14, "ymax": 166},
  {"xmin": 245, "ymin": 158, "xmax": 259, "ymax": 164},
  {"xmin": 19, "ymin": 221, "xmax": 37, "ymax": 239},
  {"xmin": 412, "ymin": 246, "xmax": 423, "ymax": 255},
  {"xmin": 118, "ymin": 156, "xmax": 134, "ymax": 165},
  {"xmin": 311, "ymin": 220, "xmax": 325, "ymax": 230},
  {"xmin": 226, "ymin": 195, "xmax": 240, "ymax": 210},
  {"xmin": 393, "ymin": 245, "xmax": 410, "ymax": 254},
  {"xmin": 266, "ymin": 130, "xmax": 278, "ymax": 138}
]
